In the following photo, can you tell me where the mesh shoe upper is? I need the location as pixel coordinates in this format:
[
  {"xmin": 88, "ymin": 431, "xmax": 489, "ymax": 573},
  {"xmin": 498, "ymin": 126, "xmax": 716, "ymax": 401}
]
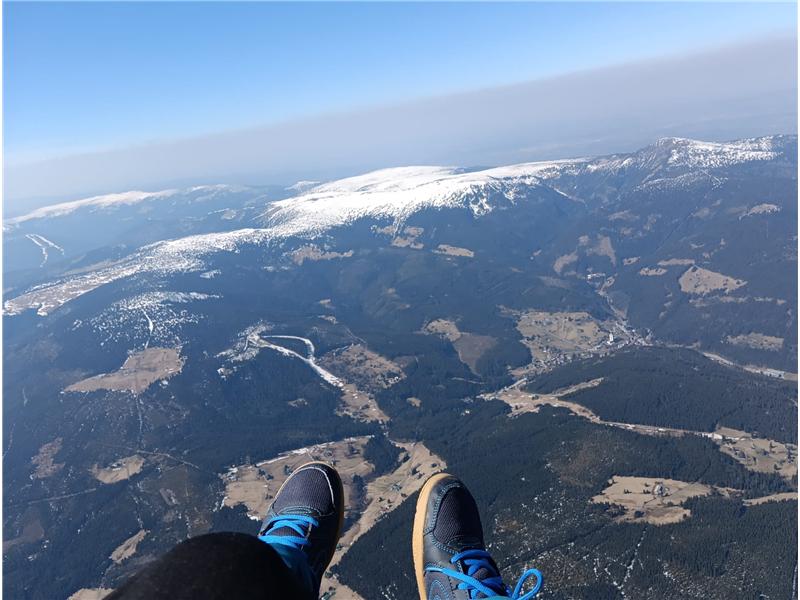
[
  {"xmin": 259, "ymin": 462, "xmax": 344, "ymax": 593},
  {"xmin": 269, "ymin": 464, "xmax": 339, "ymax": 518},
  {"xmin": 432, "ymin": 485, "xmax": 485, "ymax": 550},
  {"xmin": 415, "ymin": 474, "xmax": 506, "ymax": 599},
  {"xmin": 414, "ymin": 473, "xmax": 543, "ymax": 600}
]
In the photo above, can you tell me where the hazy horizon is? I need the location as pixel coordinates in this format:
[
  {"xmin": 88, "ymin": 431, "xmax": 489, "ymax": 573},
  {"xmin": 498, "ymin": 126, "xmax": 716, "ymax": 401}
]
[{"xmin": 4, "ymin": 2, "xmax": 796, "ymax": 213}]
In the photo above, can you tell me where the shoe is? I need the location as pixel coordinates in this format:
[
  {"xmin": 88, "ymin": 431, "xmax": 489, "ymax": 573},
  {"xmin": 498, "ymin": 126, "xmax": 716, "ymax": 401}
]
[
  {"xmin": 258, "ymin": 462, "xmax": 344, "ymax": 592},
  {"xmin": 412, "ymin": 473, "xmax": 542, "ymax": 600}
]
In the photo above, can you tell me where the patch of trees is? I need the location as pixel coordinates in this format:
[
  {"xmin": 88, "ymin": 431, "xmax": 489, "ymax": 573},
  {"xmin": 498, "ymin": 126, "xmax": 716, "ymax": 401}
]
[
  {"xmin": 363, "ymin": 435, "xmax": 403, "ymax": 476},
  {"xmin": 528, "ymin": 347, "xmax": 797, "ymax": 443}
]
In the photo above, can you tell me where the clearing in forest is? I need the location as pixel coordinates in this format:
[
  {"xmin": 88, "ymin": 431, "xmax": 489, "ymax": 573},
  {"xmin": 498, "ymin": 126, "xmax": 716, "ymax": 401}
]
[
  {"xmin": 65, "ymin": 347, "xmax": 184, "ymax": 394},
  {"xmin": 714, "ymin": 427, "xmax": 797, "ymax": 480},
  {"xmin": 434, "ymin": 244, "xmax": 474, "ymax": 257},
  {"xmin": 508, "ymin": 309, "xmax": 618, "ymax": 364},
  {"xmin": 31, "ymin": 437, "xmax": 64, "ymax": 479},
  {"xmin": 592, "ymin": 476, "xmax": 731, "ymax": 525},
  {"xmin": 679, "ymin": 266, "xmax": 746, "ymax": 295},
  {"xmin": 423, "ymin": 319, "xmax": 496, "ymax": 373},
  {"xmin": 725, "ymin": 333, "xmax": 784, "ymax": 351},
  {"xmin": 110, "ymin": 529, "xmax": 148, "ymax": 563},
  {"xmin": 92, "ymin": 455, "xmax": 145, "ymax": 484}
]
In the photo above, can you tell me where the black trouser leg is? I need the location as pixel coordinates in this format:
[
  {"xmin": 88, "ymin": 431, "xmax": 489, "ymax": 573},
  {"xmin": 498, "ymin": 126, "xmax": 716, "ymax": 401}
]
[{"xmin": 107, "ymin": 532, "xmax": 314, "ymax": 600}]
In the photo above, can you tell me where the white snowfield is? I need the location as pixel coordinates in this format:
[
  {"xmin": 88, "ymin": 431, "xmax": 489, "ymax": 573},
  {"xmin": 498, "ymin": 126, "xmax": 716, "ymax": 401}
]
[
  {"xmin": 262, "ymin": 164, "xmax": 555, "ymax": 239},
  {"xmin": 3, "ymin": 136, "xmax": 788, "ymax": 317}
]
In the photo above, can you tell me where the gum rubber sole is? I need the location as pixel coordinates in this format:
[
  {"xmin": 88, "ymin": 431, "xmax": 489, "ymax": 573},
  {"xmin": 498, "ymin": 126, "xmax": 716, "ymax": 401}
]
[{"xmin": 412, "ymin": 472, "xmax": 451, "ymax": 600}]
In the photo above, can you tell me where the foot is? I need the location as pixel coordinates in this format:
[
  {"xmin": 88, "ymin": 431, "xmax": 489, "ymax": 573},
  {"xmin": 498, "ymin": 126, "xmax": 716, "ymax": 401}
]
[
  {"xmin": 258, "ymin": 462, "xmax": 344, "ymax": 594},
  {"xmin": 412, "ymin": 473, "xmax": 542, "ymax": 600}
]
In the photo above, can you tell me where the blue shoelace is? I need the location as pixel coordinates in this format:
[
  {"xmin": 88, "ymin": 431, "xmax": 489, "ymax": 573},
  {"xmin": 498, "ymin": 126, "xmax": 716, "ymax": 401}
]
[
  {"xmin": 258, "ymin": 514, "xmax": 319, "ymax": 551},
  {"xmin": 426, "ymin": 549, "xmax": 543, "ymax": 599}
]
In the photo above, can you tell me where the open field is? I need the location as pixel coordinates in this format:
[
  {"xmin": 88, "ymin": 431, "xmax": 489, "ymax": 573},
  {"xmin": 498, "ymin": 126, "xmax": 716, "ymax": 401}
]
[
  {"xmin": 31, "ymin": 437, "xmax": 64, "ymax": 479},
  {"xmin": 592, "ymin": 476, "xmax": 729, "ymax": 525},
  {"xmin": 553, "ymin": 252, "xmax": 578, "ymax": 274},
  {"xmin": 725, "ymin": 333, "xmax": 784, "ymax": 351},
  {"xmin": 65, "ymin": 347, "xmax": 184, "ymax": 394},
  {"xmin": 375, "ymin": 225, "xmax": 425, "ymax": 249},
  {"xmin": 434, "ymin": 244, "xmax": 474, "ymax": 257},
  {"xmin": 290, "ymin": 244, "xmax": 353, "ymax": 265},
  {"xmin": 320, "ymin": 344, "xmax": 403, "ymax": 391},
  {"xmin": 331, "ymin": 441, "xmax": 444, "ymax": 562},
  {"xmin": 67, "ymin": 589, "xmax": 113, "ymax": 600},
  {"xmin": 585, "ymin": 234, "xmax": 617, "ymax": 264},
  {"xmin": 319, "ymin": 344, "xmax": 401, "ymax": 423},
  {"xmin": 741, "ymin": 203, "xmax": 780, "ymax": 217},
  {"xmin": 3, "ymin": 515, "xmax": 45, "ymax": 552},
  {"xmin": 92, "ymin": 455, "xmax": 145, "ymax": 484},
  {"xmin": 423, "ymin": 319, "xmax": 461, "ymax": 341},
  {"xmin": 715, "ymin": 427, "xmax": 797, "ymax": 480},
  {"xmin": 110, "ymin": 529, "xmax": 148, "ymax": 563},
  {"xmin": 679, "ymin": 266, "xmax": 746, "ymax": 295},
  {"xmin": 487, "ymin": 379, "xmax": 604, "ymax": 418},
  {"xmin": 743, "ymin": 492, "xmax": 797, "ymax": 506},
  {"xmin": 510, "ymin": 310, "xmax": 617, "ymax": 363},
  {"xmin": 337, "ymin": 383, "xmax": 390, "ymax": 424},
  {"xmin": 423, "ymin": 319, "xmax": 496, "ymax": 373},
  {"xmin": 322, "ymin": 441, "xmax": 444, "ymax": 598}
]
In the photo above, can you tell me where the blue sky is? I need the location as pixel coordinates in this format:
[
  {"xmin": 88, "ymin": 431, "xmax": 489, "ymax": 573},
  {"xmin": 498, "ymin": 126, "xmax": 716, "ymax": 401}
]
[{"xmin": 4, "ymin": 2, "xmax": 796, "ymax": 165}]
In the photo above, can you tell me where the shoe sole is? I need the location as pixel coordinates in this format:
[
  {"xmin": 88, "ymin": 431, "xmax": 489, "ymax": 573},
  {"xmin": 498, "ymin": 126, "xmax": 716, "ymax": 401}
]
[{"xmin": 412, "ymin": 472, "xmax": 451, "ymax": 600}]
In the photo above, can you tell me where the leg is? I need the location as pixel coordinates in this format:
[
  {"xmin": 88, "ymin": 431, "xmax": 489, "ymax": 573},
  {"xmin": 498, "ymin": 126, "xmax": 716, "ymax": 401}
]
[
  {"xmin": 110, "ymin": 462, "xmax": 344, "ymax": 600},
  {"xmin": 107, "ymin": 532, "xmax": 311, "ymax": 600},
  {"xmin": 412, "ymin": 473, "xmax": 543, "ymax": 600}
]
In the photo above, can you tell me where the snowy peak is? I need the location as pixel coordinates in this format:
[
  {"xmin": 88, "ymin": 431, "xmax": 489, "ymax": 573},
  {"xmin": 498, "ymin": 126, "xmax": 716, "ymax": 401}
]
[
  {"xmin": 260, "ymin": 164, "xmax": 556, "ymax": 239},
  {"xmin": 631, "ymin": 135, "xmax": 787, "ymax": 171},
  {"xmin": 262, "ymin": 136, "xmax": 790, "ymax": 240}
]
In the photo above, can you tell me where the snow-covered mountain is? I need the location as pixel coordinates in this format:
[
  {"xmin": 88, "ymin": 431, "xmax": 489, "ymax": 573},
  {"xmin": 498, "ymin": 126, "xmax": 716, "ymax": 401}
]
[
  {"xmin": 4, "ymin": 185, "xmax": 252, "ymax": 226},
  {"xmin": 3, "ymin": 135, "xmax": 795, "ymax": 317},
  {"xmin": 6, "ymin": 136, "xmax": 790, "ymax": 229}
]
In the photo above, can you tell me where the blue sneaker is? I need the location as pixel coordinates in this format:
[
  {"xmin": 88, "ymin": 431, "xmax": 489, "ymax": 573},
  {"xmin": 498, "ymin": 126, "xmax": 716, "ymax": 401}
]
[
  {"xmin": 258, "ymin": 462, "xmax": 344, "ymax": 596},
  {"xmin": 412, "ymin": 473, "xmax": 543, "ymax": 600}
]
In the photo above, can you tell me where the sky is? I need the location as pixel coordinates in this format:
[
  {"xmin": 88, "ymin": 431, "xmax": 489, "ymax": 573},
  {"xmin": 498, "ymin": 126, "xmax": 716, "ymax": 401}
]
[{"xmin": 3, "ymin": 2, "xmax": 797, "ymax": 208}]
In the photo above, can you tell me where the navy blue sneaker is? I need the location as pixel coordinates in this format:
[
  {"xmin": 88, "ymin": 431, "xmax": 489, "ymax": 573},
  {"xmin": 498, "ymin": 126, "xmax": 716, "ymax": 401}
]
[
  {"xmin": 258, "ymin": 462, "xmax": 344, "ymax": 594},
  {"xmin": 413, "ymin": 473, "xmax": 542, "ymax": 600}
]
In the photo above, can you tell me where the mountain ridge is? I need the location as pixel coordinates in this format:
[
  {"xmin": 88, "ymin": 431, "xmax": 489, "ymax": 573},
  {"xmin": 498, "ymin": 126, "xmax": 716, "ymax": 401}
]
[{"xmin": 5, "ymin": 134, "xmax": 794, "ymax": 228}]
